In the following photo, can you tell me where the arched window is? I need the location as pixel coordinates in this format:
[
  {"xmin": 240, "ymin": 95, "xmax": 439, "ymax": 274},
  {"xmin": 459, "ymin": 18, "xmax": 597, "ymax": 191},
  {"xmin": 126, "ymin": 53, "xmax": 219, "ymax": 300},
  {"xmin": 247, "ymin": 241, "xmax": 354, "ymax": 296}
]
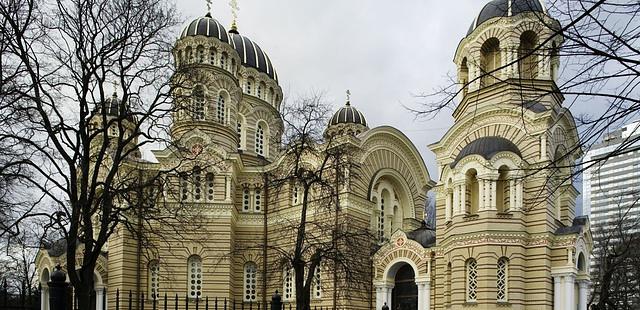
[
  {"xmin": 193, "ymin": 166, "xmax": 202, "ymax": 201},
  {"xmin": 220, "ymin": 52, "xmax": 228, "ymax": 70},
  {"xmin": 254, "ymin": 188, "xmax": 262, "ymax": 212},
  {"xmin": 460, "ymin": 57, "xmax": 469, "ymax": 97},
  {"xmin": 185, "ymin": 47, "xmax": 193, "ymax": 63},
  {"xmin": 283, "ymin": 268, "xmax": 295, "ymax": 301},
  {"xmin": 577, "ymin": 253, "xmax": 586, "ymax": 273},
  {"xmin": 243, "ymin": 188, "xmax": 251, "ymax": 212},
  {"xmin": 312, "ymin": 265, "xmax": 322, "ymax": 299},
  {"xmin": 378, "ymin": 189, "xmax": 390, "ymax": 241},
  {"xmin": 217, "ymin": 93, "xmax": 226, "ymax": 124},
  {"xmin": 237, "ymin": 114, "xmax": 246, "ymax": 150},
  {"xmin": 497, "ymin": 258, "xmax": 509, "ymax": 302},
  {"xmin": 180, "ymin": 173, "xmax": 189, "ymax": 201},
  {"xmin": 177, "ymin": 51, "xmax": 183, "ymax": 66},
  {"xmin": 480, "ymin": 38, "xmax": 501, "ymax": 86},
  {"xmin": 243, "ymin": 262, "xmax": 258, "ymax": 302},
  {"xmin": 496, "ymin": 166, "xmax": 510, "ymax": 213},
  {"xmin": 255, "ymin": 123, "xmax": 265, "ymax": 156},
  {"xmin": 465, "ymin": 169, "xmax": 479, "ymax": 214},
  {"xmin": 446, "ymin": 179, "xmax": 454, "ymax": 221},
  {"xmin": 187, "ymin": 255, "xmax": 202, "ymax": 298},
  {"xmin": 196, "ymin": 45, "xmax": 205, "ymax": 63},
  {"xmin": 246, "ymin": 78, "xmax": 253, "ymax": 95},
  {"xmin": 518, "ymin": 31, "xmax": 539, "ymax": 79},
  {"xmin": 191, "ymin": 86, "xmax": 206, "ymax": 121},
  {"xmin": 206, "ymin": 173, "xmax": 214, "ymax": 201},
  {"xmin": 269, "ymin": 88, "xmax": 275, "ymax": 105},
  {"xmin": 258, "ymin": 82, "xmax": 266, "ymax": 99},
  {"xmin": 148, "ymin": 260, "xmax": 160, "ymax": 299},
  {"xmin": 292, "ymin": 185, "xmax": 300, "ymax": 204},
  {"xmin": 550, "ymin": 42, "xmax": 559, "ymax": 80},
  {"xmin": 466, "ymin": 258, "xmax": 478, "ymax": 302},
  {"xmin": 209, "ymin": 48, "xmax": 217, "ymax": 65}
]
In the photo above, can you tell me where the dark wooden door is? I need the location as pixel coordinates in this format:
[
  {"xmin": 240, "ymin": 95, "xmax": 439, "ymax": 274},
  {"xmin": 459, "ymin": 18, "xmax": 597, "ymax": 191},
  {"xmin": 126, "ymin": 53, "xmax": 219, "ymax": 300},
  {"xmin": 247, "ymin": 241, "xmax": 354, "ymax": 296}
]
[{"xmin": 392, "ymin": 264, "xmax": 417, "ymax": 310}]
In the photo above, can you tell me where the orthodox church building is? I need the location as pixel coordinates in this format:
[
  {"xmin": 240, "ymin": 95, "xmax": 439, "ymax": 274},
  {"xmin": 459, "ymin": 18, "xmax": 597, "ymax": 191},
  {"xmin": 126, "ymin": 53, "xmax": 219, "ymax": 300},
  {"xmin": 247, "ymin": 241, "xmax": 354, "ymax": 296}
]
[{"xmin": 36, "ymin": 1, "xmax": 592, "ymax": 310}]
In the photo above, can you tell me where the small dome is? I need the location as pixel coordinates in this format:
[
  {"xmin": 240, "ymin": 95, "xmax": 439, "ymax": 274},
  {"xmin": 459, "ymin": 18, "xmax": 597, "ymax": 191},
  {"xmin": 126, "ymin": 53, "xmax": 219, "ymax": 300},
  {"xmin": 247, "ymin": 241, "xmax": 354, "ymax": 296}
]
[
  {"xmin": 228, "ymin": 27, "xmax": 278, "ymax": 81},
  {"xmin": 180, "ymin": 13, "xmax": 230, "ymax": 43},
  {"xmin": 329, "ymin": 102, "xmax": 368, "ymax": 127},
  {"xmin": 467, "ymin": 0, "xmax": 546, "ymax": 35},
  {"xmin": 451, "ymin": 136, "xmax": 521, "ymax": 167},
  {"xmin": 94, "ymin": 93, "xmax": 129, "ymax": 117}
]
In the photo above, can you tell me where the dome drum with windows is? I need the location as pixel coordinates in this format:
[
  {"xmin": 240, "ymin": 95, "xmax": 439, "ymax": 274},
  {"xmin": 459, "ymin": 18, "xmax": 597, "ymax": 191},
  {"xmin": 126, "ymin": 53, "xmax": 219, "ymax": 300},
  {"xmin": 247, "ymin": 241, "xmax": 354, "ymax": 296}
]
[{"xmin": 326, "ymin": 101, "xmax": 369, "ymax": 137}]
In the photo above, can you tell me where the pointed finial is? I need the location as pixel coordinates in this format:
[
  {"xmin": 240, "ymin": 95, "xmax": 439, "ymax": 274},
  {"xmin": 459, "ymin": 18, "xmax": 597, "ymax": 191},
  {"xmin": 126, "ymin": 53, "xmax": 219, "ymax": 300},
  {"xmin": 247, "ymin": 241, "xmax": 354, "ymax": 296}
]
[
  {"xmin": 230, "ymin": 19, "xmax": 238, "ymax": 33},
  {"xmin": 206, "ymin": 0, "xmax": 212, "ymax": 14},
  {"xmin": 111, "ymin": 79, "xmax": 119, "ymax": 97},
  {"xmin": 346, "ymin": 90, "xmax": 351, "ymax": 106}
]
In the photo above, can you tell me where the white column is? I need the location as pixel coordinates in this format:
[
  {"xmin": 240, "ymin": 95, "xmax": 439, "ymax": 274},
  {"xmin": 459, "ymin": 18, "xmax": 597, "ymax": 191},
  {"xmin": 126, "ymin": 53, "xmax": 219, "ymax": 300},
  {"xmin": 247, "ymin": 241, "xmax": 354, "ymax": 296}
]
[
  {"xmin": 484, "ymin": 179, "xmax": 490, "ymax": 210},
  {"xmin": 509, "ymin": 180, "xmax": 516, "ymax": 211},
  {"xmin": 96, "ymin": 286, "xmax": 104, "ymax": 310},
  {"xmin": 41, "ymin": 286, "xmax": 49, "ymax": 310},
  {"xmin": 375, "ymin": 285, "xmax": 385, "ymax": 310},
  {"xmin": 478, "ymin": 179, "xmax": 485, "ymax": 210},
  {"xmin": 445, "ymin": 191, "xmax": 452, "ymax": 221},
  {"xmin": 564, "ymin": 275, "xmax": 575, "ymax": 310},
  {"xmin": 460, "ymin": 184, "xmax": 467, "ymax": 214},
  {"xmin": 490, "ymin": 180, "xmax": 497, "ymax": 210},
  {"xmin": 578, "ymin": 281, "xmax": 589, "ymax": 310},
  {"xmin": 540, "ymin": 135, "xmax": 548, "ymax": 161},
  {"xmin": 225, "ymin": 176, "xmax": 231, "ymax": 202},
  {"xmin": 386, "ymin": 285, "xmax": 394, "ymax": 308},
  {"xmin": 453, "ymin": 185, "xmax": 461, "ymax": 216},
  {"xmin": 416, "ymin": 281, "xmax": 431, "ymax": 310},
  {"xmin": 553, "ymin": 276, "xmax": 561, "ymax": 310},
  {"xmin": 516, "ymin": 181, "xmax": 523, "ymax": 210}
]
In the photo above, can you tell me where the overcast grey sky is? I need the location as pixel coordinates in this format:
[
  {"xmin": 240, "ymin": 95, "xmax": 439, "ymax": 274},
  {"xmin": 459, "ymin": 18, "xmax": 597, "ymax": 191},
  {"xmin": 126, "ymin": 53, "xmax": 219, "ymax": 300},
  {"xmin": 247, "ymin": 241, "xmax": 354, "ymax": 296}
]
[{"xmin": 178, "ymin": 0, "xmax": 492, "ymax": 180}]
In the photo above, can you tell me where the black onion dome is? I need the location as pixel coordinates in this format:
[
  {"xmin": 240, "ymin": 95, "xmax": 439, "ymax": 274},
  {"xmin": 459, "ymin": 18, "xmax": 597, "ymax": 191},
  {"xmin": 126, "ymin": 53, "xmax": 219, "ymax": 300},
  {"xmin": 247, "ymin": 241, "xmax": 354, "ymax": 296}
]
[
  {"xmin": 467, "ymin": 0, "xmax": 546, "ymax": 35},
  {"xmin": 95, "ymin": 93, "xmax": 125, "ymax": 116},
  {"xmin": 451, "ymin": 136, "xmax": 521, "ymax": 168},
  {"xmin": 329, "ymin": 102, "xmax": 368, "ymax": 127},
  {"xmin": 228, "ymin": 28, "xmax": 278, "ymax": 81},
  {"xmin": 180, "ymin": 13, "xmax": 230, "ymax": 43}
]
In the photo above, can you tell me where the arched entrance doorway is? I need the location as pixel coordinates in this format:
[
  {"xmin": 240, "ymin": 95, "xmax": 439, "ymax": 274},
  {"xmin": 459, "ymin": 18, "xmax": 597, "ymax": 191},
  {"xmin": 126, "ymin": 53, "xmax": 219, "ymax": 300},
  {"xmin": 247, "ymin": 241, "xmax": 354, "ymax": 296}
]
[{"xmin": 392, "ymin": 264, "xmax": 417, "ymax": 310}]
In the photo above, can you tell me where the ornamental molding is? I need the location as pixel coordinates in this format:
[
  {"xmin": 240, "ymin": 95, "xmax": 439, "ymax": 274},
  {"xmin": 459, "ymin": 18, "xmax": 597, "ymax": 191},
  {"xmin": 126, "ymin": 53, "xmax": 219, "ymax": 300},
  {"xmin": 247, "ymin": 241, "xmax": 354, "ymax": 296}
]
[
  {"xmin": 435, "ymin": 232, "xmax": 582, "ymax": 257},
  {"xmin": 373, "ymin": 230, "xmax": 430, "ymax": 263}
]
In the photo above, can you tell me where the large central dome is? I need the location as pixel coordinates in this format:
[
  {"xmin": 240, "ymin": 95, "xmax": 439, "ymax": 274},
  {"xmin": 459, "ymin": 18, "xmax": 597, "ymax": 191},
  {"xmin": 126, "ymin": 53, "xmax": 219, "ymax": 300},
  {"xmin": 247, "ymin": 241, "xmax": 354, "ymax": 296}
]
[
  {"xmin": 180, "ymin": 13, "xmax": 230, "ymax": 43},
  {"xmin": 228, "ymin": 27, "xmax": 278, "ymax": 81},
  {"xmin": 467, "ymin": 0, "xmax": 546, "ymax": 35}
]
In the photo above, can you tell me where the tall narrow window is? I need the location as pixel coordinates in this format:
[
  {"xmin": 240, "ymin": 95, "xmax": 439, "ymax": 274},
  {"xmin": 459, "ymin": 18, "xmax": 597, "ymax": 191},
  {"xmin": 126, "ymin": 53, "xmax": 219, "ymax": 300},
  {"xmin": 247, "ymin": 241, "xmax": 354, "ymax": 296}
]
[
  {"xmin": 246, "ymin": 79, "xmax": 253, "ymax": 94},
  {"xmin": 518, "ymin": 31, "xmax": 539, "ymax": 79},
  {"xmin": 209, "ymin": 48, "xmax": 217, "ymax": 65},
  {"xmin": 466, "ymin": 259, "xmax": 478, "ymax": 302},
  {"xmin": 480, "ymin": 38, "xmax": 501, "ymax": 86},
  {"xmin": 465, "ymin": 169, "xmax": 479, "ymax": 214},
  {"xmin": 180, "ymin": 173, "xmax": 189, "ymax": 201},
  {"xmin": 269, "ymin": 88, "xmax": 275, "ymax": 105},
  {"xmin": 243, "ymin": 262, "xmax": 258, "ymax": 302},
  {"xmin": 497, "ymin": 258, "xmax": 508, "ymax": 302},
  {"xmin": 257, "ymin": 83, "xmax": 264, "ymax": 99},
  {"xmin": 243, "ymin": 188, "xmax": 251, "ymax": 212},
  {"xmin": 217, "ymin": 94, "xmax": 226, "ymax": 123},
  {"xmin": 446, "ymin": 263, "xmax": 452, "ymax": 304},
  {"xmin": 237, "ymin": 115, "xmax": 245, "ymax": 149},
  {"xmin": 220, "ymin": 53, "xmax": 227, "ymax": 70},
  {"xmin": 283, "ymin": 268, "xmax": 294, "ymax": 301},
  {"xmin": 192, "ymin": 86, "xmax": 205, "ymax": 121},
  {"xmin": 187, "ymin": 255, "xmax": 202, "ymax": 298},
  {"xmin": 497, "ymin": 166, "xmax": 510, "ymax": 213},
  {"xmin": 312, "ymin": 265, "xmax": 322, "ymax": 299},
  {"xmin": 196, "ymin": 46, "xmax": 205, "ymax": 63},
  {"xmin": 292, "ymin": 186, "xmax": 299, "ymax": 204},
  {"xmin": 460, "ymin": 57, "xmax": 469, "ymax": 97},
  {"xmin": 148, "ymin": 260, "xmax": 160, "ymax": 299},
  {"xmin": 254, "ymin": 189, "xmax": 262, "ymax": 212},
  {"xmin": 206, "ymin": 173, "xmax": 214, "ymax": 201},
  {"xmin": 255, "ymin": 124, "xmax": 265, "ymax": 156},
  {"xmin": 193, "ymin": 167, "xmax": 202, "ymax": 201}
]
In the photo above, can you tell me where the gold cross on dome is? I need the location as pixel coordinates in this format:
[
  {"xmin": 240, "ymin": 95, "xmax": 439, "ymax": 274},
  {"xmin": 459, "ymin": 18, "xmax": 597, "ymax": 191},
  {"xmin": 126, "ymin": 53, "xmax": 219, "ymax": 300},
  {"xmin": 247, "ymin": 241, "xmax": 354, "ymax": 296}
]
[
  {"xmin": 206, "ymin": 0, "xmax": 212, "ymax": 13},
  {"xmin": 111, "ymin": 79, "xmax": 119, "ymax": 95},
  {"xmin": 346, "ymin": 89, "xmax": 351, "ymax": 102}
]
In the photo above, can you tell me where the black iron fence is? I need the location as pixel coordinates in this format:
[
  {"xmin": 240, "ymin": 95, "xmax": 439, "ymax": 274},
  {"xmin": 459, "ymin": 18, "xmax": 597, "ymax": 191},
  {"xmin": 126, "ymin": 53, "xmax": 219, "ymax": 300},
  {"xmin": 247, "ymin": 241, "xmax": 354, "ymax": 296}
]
[{"xmin": 0, "ymin": 280, "xmax": 40, "ymax": 310}]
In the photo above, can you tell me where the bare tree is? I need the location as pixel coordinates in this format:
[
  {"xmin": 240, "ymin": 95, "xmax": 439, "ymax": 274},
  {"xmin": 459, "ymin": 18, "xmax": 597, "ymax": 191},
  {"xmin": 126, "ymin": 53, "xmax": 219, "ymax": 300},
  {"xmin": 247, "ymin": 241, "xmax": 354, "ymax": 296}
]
[
  {"xmin": 411, "ymin": 0, "xmax": 640, "ymax": 308},
  {"xmin": 0, "ymin": 0, "xmax": 207, "ymax": 309},
  {"xmin": 265, "ymin": 95, "xmax": 375, "ymax": 310}
]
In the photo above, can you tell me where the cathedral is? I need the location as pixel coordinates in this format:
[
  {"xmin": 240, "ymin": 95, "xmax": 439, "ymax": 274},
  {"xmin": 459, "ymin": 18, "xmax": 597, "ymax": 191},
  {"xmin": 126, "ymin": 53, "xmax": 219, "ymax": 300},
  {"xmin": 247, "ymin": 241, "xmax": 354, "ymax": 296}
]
[{"xmin": 36, "ymin": 0, "xmax": 592, "ymax": 309}]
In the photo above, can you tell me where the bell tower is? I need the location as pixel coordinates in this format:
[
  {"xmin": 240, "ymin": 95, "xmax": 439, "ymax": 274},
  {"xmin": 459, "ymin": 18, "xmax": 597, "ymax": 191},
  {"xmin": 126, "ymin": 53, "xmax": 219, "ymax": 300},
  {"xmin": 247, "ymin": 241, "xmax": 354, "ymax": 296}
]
[{"xmin": 430, "ymin": 1, "xmax": 591, "ymax": 309}]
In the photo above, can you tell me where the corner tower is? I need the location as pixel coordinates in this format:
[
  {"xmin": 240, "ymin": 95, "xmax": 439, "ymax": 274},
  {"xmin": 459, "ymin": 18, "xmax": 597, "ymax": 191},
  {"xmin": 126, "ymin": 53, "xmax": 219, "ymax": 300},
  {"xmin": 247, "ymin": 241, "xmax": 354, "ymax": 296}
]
[{"xmin": 430, "ymin": 1, "xmax": 592, "ymax": 309}]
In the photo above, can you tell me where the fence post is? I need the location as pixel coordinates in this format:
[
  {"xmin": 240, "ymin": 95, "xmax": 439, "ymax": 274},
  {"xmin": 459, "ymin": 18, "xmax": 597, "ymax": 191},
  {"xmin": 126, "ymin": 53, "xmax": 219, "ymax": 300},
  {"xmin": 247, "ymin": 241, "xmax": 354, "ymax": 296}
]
[
  {"xmin": 270, "ymin": 290, "xmax": 282, "ymax": 310},
  {"xmin": 48, "ymin": 265, "xmax": 71, "ymax": 310}
]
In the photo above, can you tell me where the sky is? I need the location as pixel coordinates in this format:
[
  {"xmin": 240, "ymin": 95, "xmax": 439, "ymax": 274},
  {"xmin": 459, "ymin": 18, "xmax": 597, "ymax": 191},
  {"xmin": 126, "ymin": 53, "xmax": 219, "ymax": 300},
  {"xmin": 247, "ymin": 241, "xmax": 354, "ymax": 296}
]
[{"xmin": 178, "ymin": 0, "xmax": 490, "ymax": 180}]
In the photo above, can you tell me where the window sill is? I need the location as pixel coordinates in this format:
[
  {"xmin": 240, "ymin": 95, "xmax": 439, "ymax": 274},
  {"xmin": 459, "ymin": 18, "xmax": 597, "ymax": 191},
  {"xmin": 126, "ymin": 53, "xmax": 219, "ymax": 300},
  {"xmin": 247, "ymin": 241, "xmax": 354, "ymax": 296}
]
[{"xmin": 463, "ymin": 301, "xmax": 477, "ymax": 306}]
